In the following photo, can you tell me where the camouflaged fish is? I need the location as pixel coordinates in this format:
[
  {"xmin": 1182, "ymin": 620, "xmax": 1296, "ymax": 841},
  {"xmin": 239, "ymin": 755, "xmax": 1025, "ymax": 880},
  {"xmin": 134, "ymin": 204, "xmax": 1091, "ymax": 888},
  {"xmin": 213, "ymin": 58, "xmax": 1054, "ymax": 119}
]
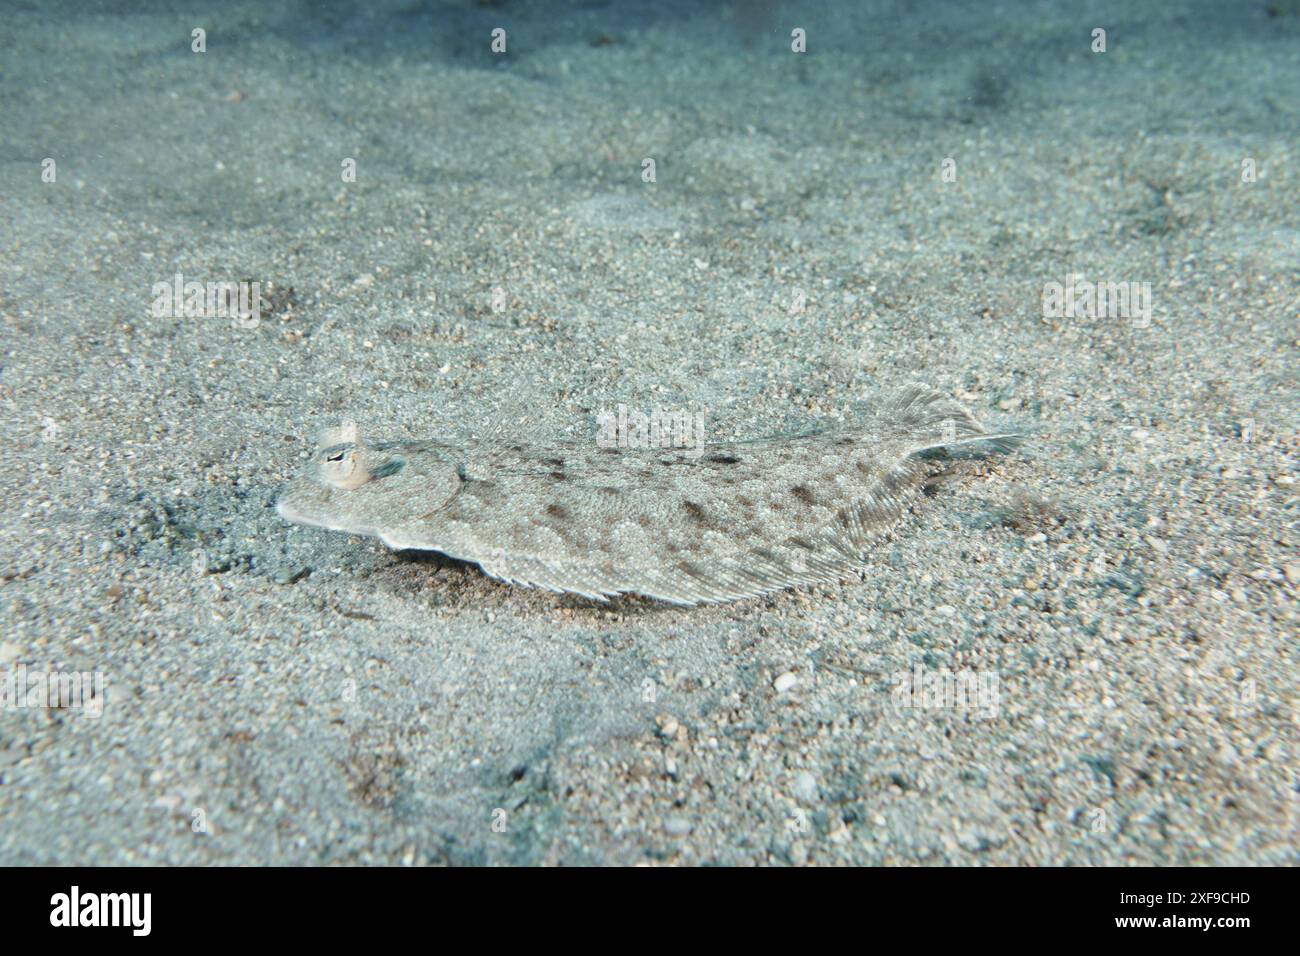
[{"xmin": 276, "ymin": 385, "xmax": 1017, "ymax": 605}]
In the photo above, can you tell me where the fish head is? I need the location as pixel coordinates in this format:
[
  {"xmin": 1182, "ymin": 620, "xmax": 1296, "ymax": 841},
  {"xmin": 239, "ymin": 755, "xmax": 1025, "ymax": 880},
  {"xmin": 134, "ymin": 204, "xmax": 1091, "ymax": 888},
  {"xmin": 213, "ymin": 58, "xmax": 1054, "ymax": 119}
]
[{"xmin": 276, "ymin": 426, "xmax": 462, "ymax": 540}]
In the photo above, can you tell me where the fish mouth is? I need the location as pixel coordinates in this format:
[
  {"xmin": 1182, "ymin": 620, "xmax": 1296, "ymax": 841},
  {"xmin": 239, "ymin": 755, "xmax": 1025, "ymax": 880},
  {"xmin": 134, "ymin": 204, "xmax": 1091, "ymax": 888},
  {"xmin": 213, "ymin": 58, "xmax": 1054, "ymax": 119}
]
[
  {"xmin": 277, "ymin": 495, "xmax": 437, "ymax": 553},
  {"xmin": 276, "ymin": 493, "xmax": 379, "ymax": 538}
]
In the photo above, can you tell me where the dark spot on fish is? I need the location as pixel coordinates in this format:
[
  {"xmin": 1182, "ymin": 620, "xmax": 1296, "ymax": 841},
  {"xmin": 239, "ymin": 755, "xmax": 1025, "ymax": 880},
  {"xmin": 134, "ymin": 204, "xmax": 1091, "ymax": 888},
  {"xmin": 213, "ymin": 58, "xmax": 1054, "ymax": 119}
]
[
  {"xmin": 461, "ymin": 480, "xmax": 493, "ymax": 499},
  {"xmin": 683, "ymin": 500, "xmax": 708, "ymax": 524},
  {"xmin": 791, "ymin": 484, "xmax": 816, "ymax": 505},
  {"xmin": 545, "ymin": 503, "xmax": 569, "ymax": 520},
  {"xmin": 336, "ymin": 606, "xmax": 376, "ymax": 621}
]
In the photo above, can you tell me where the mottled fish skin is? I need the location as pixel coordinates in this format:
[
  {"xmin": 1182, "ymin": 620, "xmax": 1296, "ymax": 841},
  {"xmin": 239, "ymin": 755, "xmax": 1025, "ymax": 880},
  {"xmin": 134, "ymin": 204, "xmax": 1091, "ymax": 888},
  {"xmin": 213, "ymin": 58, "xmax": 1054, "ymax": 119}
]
[{"xmin": 276, "ymin": 385, "xmax": 1018, "ymax": 605}]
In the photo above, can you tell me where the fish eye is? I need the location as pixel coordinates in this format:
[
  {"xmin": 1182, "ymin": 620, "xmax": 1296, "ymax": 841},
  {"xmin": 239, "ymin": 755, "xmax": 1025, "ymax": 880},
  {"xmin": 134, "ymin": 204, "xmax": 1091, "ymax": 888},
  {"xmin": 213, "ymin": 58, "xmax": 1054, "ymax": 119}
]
[{"xmin": 320, "ymin": 446, "xmax": 369, "ymax": 489}]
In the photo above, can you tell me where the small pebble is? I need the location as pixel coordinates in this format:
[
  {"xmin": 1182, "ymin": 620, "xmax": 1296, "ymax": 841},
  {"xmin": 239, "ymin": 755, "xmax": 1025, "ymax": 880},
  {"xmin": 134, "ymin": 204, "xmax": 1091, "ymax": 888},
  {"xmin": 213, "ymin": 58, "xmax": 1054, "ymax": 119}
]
[
  {"xmin": 272, "ymin": 566, "xmax": 311, "ymax": 585},
  {"xmin": 663, "ymin": 817, "xmax": 692, "ymax": 837},
  {"xmin": 792, "ymin": 771, "xmax": 819, "ymax": 802},
  {"xmin": 774, "ymin": 672, "xmax": 798, "ymax": 693}
]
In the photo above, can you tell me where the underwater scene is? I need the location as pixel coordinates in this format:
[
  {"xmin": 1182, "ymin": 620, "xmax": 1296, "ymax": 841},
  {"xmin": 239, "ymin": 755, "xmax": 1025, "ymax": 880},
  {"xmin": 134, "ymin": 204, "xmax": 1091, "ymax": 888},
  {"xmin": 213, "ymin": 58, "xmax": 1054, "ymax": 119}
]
[{"xmin": 0, "ymin": 0, "xmax": 1295, "ymax": 871}]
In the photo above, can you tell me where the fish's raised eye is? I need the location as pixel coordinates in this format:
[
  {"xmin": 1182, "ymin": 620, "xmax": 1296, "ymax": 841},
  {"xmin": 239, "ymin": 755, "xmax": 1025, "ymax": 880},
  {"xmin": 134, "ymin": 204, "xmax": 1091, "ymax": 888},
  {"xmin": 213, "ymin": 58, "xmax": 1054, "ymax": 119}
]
[{"xmin": 320, "ymin": 446, "xmax": 370, "ymax": 490}]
